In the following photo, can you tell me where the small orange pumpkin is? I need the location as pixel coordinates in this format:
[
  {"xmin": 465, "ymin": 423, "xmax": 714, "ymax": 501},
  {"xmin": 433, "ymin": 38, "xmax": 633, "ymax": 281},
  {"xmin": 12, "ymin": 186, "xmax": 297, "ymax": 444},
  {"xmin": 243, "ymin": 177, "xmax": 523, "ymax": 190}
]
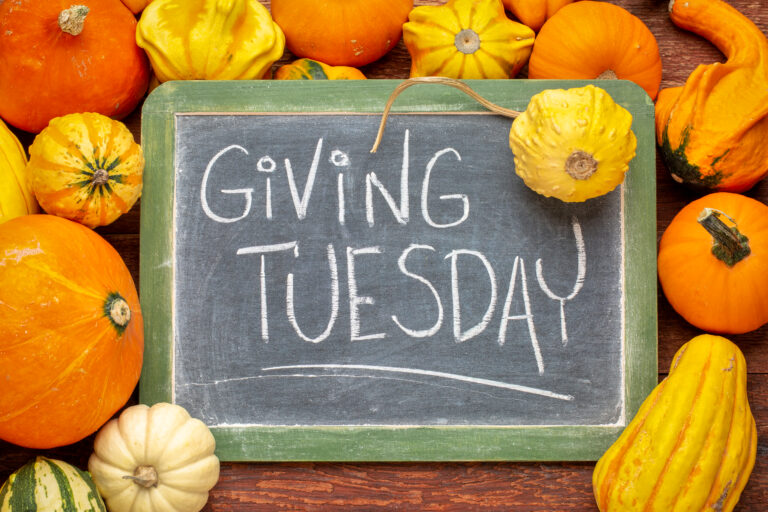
[
  {"xmin": 0, "ymin": 0, "xmax": 150, "ymax": 133},
  {"xmin": 527, "ymin": 1, "xmax": 662, "ymax": 100},
  {"xmin": 119, "ymin": 0, "xmax": 153, "ymax": 14},
  {"xmin": 0, "ymin": 214, "xmax": 143, "ymax": 448},
  {"xmin": 274, "ymin": 58, "xmax": 366, "ymax": 80},
  {"xmin": 270, "ymin": 0, "xmax": 413, "ymax": 67},
  {"xmin": 658, "ymin": 192, "xmax": 768, "ymax": 334},
  {"xmin": 502, "ymin": 0, "xmax": 576, "ymax": 31},
  {"xmin": 27, "ymin": 113, "xmax": 144, "ymax": 228}
]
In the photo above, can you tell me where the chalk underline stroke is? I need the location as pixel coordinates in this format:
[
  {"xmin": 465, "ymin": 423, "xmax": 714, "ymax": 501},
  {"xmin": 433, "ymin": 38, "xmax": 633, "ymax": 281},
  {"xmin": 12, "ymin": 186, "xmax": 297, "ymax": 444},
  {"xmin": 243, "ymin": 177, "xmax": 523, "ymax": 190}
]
[{"xmin": 260, "ymin": 364, "xmax": 574, "ymax": 401}]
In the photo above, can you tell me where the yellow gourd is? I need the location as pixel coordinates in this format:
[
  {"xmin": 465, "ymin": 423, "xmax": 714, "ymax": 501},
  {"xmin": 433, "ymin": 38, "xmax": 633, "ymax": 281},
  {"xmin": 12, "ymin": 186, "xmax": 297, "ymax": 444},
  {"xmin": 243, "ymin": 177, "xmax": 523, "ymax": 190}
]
[
  {"xmin": 0, "ymin": 119, "xmax": 37, "ymax": 224},
  {"xmin": 136, "ymin": 0, "xmax": 285, "ymax": 82},
  {"xmin": 593, "ymin": 334, "xmax": 756, "ymax": 512},
  {"xmin": 509, "ymin": 85, "xmax": 636, "ymax": 202},
  {"xmin": 402, "ymin": 0, "xmax": 535, "ymax": 79}
]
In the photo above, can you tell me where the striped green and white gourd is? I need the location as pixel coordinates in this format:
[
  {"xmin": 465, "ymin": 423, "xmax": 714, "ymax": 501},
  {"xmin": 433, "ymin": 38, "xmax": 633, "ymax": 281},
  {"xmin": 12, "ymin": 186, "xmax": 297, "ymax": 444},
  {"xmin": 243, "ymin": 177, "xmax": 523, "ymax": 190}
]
[{"xmin": 0, "ymin": 457, "xmax": 106, "ymax": 511}]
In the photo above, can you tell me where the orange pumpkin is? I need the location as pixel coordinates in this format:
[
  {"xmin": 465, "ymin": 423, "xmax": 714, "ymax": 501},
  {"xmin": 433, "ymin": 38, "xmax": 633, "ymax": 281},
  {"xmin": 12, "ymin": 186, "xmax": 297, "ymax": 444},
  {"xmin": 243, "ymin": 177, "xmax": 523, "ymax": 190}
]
[
  {"xmin": 119, "ymin": 0, "xmax": 153, "ymax": 14},
  {"xmin": 502, "ymin": 0, "xmax": 576, "ymax": 31},
  {"xmin": 0, "ymin": 0, "xmax": 150, "ymax": 133},
  {"xmin": 658, "ymin": 193, "xmax": 768, "ymax": 334},
  {"xmin": 527, "ymin": 1, "xmax": 662, "ymax": 100},
  {"xmin": 0, "ymin": 215, "xmax": 143, "ymax": 448},
  {"xmin": 270, "ymin": 0, "xmax": 413, "ymax": 67}
]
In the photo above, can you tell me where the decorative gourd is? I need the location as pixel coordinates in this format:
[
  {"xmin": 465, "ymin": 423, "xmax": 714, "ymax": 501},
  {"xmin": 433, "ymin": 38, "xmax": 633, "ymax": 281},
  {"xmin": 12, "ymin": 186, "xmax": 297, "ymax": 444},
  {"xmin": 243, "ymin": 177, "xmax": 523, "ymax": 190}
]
[
  {"xmin": 271, "ymin": 0, "xmax": 412, "ymax": 67},
  {"xmin": 0, "ymin": 457, "xmax": 106, "ymax": 511},
  {"xmin": 0, "ymin": 215, "xmax": 143, "ymax": 449},
  {"xmin": 0, "ymin": 120, "xmax": 38, "ymax": 224},
  {"xmin": 275, "ymin": 58, "xmax": 367, "ymax": 80},
  {"xmin": 27, "ymin": 113, "xmax": 143, "ymax": 228},
  {"xmin": 527, "ymin": 1, "xmax": 662, "ymax": 100},
  {"xmin": 658, "ymin": 192, "xmax": 768, "ymax": 334},
  {"xmin": 655, "ymin": 0, "xmax": 768, "ymax": 191},
  {"xmin": 509, "ymin": 85, "xmax": 636, "ymax": 202},
  {"xmin": 502, "ymin": 0, "xmax": 575, "ymax": 31},
  {"xmin": 136, "ymin": 0, "xmax": 285, "ymax": 82},
  {"xmin": 403, "ymin": 0, "xmax": 535, "ymax": 79},
  {"xmin": 594, "ymin": 334, "xmax": 756, "ymax": 512},
  {"xmin": 120, "ymin": 0, "xmax": 153, "ymax": 14},
  {"xmin": 88, "ymin": 403, "xmax": 220, "ymax": 512},
  {"xmin": 0, "ymin": 0, "xmax": 150, "ymax": 133}
]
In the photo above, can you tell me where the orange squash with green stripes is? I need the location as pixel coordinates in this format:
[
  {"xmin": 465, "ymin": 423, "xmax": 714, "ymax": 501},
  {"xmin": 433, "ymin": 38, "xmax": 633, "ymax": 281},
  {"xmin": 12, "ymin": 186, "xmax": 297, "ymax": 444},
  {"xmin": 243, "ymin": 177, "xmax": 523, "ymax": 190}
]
[
  {"xmin": 274, "ymin": 58, "xmax": 366, "ymax": 80},
  {"xmin": 593, "ymin": 334, "xmax": 756, "ymax": 512},
  {"xmin": 27, "ymin": 113, "xmax": 143, "ymax": 228},
  {"xmin": 0, "ymin": 214, "xmax": 143, "ymax": 449}
]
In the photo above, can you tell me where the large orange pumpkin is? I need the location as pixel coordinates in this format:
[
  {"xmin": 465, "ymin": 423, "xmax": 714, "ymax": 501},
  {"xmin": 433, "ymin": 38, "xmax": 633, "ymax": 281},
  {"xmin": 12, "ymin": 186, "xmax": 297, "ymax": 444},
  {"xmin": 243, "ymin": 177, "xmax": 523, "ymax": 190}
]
[
  {"xmin": 0, "ymin": 215, "xmax": 143, "ymax": 448},
  {"xmin": 0, "ymin": 0, "xmax": 150, "ymax": 133},
  {"xmin": 270, "ymin": 0, "xmax": 413, "ymax": 67},
  {"xmin": 658, "ymin": 193, "xmax": 768, "ymax": 334},
  {"xmin": 527, "ymin": 1, "xmax": 662, "ymax": 100}
]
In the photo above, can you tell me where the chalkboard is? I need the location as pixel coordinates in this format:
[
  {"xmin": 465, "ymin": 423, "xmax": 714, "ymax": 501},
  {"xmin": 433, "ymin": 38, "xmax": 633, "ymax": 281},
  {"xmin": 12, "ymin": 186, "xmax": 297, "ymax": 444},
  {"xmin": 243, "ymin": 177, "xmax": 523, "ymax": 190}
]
[{"xmin": 140, "ymin": 80, "xmax": 657, "ymax": 461}]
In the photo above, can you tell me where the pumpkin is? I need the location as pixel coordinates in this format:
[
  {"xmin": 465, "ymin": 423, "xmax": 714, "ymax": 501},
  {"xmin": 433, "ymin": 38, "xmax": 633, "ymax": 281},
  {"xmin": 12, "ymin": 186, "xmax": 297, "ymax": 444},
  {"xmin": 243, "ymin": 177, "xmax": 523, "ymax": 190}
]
[
  {"xmin": 594, "ymin": 334, "xmax": 756, "ymax": 512},
  {"xmin": 27, "ymin": 113, "xmax": 143, "ymax": 228},
  {"xmin": 274, "ymin": 58, "xmax": 367, "ymax": 80},
  {"xmin": 120, "ymin": 0, "xmax": 153, "ymax": 14},
  {"xmin": 88, "ymin": 403, "xmax": 220, "ymax": 512},
  {"xmin": 0, "ymin": 0, "xmax": 150, "ymax": 133},
  {"xmin": 0, "ymin": 457, "xmax": 106, "ymax": 511},
  {"xmin": 527, "ymin": 1, "xmax": 662, "ymax": 100},
  {"xmin": 502, "ymin": 0, "xmax": 576, "ymax": 31},
  {"xmin": 136, "ymin": 0, "xmax": 285, "ymax": 82},
  {"xmin": 0, "ymin": 215, "xmax": 143, "ymax": 448},
  {"xmin": 0, "ymin": 120, "xmax": 38, "ymax": 224},
  {"xmin": 403, "ymin": 0, "xmax": 535, "ymax": 79},
  {"xmin": 658, "ymin": 192, "xmax": 768, "ymax": 334},
  {"xmin": 655, "ymin": 0, "xmax": 768, "ymax": 191},
  {"xmin": 509, "ymin": 84, "xmax": 636, "ymax": 202},
  {"xmin": 271, "ymin": 0, "xmax": 412, "ymax": 67}
]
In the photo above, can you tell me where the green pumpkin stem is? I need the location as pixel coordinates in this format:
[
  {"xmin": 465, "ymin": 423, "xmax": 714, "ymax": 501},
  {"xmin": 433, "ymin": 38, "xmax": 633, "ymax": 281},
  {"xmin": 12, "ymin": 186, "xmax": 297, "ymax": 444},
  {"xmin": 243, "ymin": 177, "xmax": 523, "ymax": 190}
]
[
  {"xmin": 58, "ymin": 5, "xmax": 90, "ymax": 36},
  {"xmin": 697, "ymin": 208, "xmax": 751, "ymax": 267}
]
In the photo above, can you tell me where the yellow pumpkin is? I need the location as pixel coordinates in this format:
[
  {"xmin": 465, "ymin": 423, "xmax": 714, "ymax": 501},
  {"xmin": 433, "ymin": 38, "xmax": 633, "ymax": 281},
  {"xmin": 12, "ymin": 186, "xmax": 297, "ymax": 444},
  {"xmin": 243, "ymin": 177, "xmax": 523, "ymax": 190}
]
[
  {"xmin": 136, "ymin": 0, "xmax": 285, "ymax": 82},
  {"xmin": 0, "ymin": 119, "xmax": 38, "ymax": 224},
  {"xmin": 403, "ymin": 0, "xmax": 535, "ymax": 79},
  {"xmin": 509, "ymin": 85, "xmax": 636, "ymax": 202},
  {"xmin": 593, "ymin": 334, "xmax": 756, "ymax": 512},
  {"xmin": 274, "ymin": 58, "xmax": 366, "ymax": 80},
  {"xmin": 27, "ymin": 113, "xmax": 143, "ymax": 228}
]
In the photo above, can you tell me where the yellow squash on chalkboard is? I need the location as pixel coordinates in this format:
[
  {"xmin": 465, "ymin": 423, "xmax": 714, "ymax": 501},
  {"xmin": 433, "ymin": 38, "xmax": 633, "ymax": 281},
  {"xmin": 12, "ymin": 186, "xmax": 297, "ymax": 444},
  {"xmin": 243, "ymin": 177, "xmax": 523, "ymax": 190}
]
[
  {"xmin": 593, "ymin": 334, "xmax": 756, "ymax": 512},
  {"xmin": 509, "ymin": 84, "xmax": 636, "ymax": 202},
  {"xmin": 136, "ymin": 0, "xmax": 285, "ymax": 82}
]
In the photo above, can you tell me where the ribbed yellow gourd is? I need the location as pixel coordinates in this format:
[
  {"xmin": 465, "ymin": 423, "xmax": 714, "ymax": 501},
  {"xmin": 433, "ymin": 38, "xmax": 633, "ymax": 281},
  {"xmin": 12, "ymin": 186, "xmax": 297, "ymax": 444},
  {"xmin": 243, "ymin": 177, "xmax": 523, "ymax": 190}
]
[
  {"xmin": 402, "ymin": 0, "xmax": 535, "ymax": 79},
  {"xmin": 136, "ymin": 0, "xmax": 285, "ymax": 82},
  {"xmin": 593, "ymin": 334, "xmax": 756, "ymax": 512},
  {"xmin": 509, "ymin": 85, "xmax": 636, "ymax": 202},
  {"xmin": 0, "ymin": 120, "xmax": 37, "ymax": 224}
]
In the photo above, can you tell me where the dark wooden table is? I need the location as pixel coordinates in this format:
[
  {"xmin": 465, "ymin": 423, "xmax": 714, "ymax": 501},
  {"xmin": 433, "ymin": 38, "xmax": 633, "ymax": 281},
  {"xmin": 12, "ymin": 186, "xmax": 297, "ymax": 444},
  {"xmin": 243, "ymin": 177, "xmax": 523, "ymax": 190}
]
[{"xmin": 2, "ymin": 0, "xmax": 767, "ymax": 509}]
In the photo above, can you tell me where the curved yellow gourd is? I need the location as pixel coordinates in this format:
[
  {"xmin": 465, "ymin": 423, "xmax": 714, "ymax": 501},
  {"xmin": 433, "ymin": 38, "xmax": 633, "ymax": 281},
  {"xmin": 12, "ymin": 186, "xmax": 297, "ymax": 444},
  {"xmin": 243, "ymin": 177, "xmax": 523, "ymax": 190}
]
[
  {"xmin": 403, "ymin": 0, "xmax": 535, "ymax": 79},
  {"xmin": 593, "ymin": 334, "xmax": 756, "ymax": 512},
  {"xmin": 136, "ymin": 0, "xmax": 285, "ymax": 82},
  {"xmin": 509, "ymin": 85, "xmax": 636, "ymax": 202},
  {"xmin": 0, "ymin": 119, "xmax": 37, "ymax": 224}
]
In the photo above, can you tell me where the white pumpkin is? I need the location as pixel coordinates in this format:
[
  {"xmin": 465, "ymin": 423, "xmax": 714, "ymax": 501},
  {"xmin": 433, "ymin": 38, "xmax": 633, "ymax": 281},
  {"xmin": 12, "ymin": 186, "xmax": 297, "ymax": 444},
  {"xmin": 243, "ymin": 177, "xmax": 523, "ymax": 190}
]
[{"xmin": 87, "ymin": 403, "xmax": 220, "ymax": 512}]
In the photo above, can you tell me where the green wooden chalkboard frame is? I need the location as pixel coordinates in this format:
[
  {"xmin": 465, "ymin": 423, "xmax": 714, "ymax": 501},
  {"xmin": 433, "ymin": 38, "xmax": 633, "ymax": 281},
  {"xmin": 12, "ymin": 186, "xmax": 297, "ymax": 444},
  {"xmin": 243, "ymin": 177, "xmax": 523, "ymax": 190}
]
[{"xmin": 139, "ymin": 79, "xmax": 657, "ymax": 461}]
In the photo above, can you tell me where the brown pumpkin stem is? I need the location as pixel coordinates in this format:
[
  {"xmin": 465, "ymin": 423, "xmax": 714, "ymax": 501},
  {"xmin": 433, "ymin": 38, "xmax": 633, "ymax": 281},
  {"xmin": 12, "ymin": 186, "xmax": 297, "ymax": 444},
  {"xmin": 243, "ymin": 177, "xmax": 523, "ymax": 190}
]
[
  {"xmin": 370, "ymin": 77, "xmax": 522, "ymax": 153},
  {"xmin": 697, "ymin": 208, "xmax": 751, "ymax": 267},
  {"xmin": 455, "ymin": 29, "xmax": 481, "ymax": 54},
  {"xmin": 58, "ymin": 5, "xmax": 90, "ymax": 36},
  {"xmin": 597, "ymin": 70, "xmax": 618, "ymax": 80},
  {"xmin": 564, "ymin": 150, "xmax": 599, "ymax": 180},
  {"xmin": 92, "ymin": 169, "xmax": 110, "ymax": 186},
  {"xmin": 123, "ymin": 465, "xmax": 159, "ymax": 488}
]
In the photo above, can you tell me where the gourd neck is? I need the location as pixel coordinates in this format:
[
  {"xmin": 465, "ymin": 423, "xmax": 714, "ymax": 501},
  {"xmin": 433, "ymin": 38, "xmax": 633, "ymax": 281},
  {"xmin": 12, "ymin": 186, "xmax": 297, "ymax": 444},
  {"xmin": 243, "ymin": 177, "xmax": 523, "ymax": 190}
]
[
  {"xmin": 697, "ymin": 208, "xmax": 751, "ymax": 267},
  {"xmin": 58, "ymin": 5, "xmax": 90, "ymax": 36},
  {"xmin": 123, "ymin": 465, "xmax": 158, "ymax": 488}
]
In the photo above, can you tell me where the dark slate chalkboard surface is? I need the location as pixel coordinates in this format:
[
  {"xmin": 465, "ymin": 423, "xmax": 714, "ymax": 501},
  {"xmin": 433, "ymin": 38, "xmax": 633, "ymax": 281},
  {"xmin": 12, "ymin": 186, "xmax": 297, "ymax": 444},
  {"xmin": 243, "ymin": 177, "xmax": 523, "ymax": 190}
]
[{"xmin": 140, "ymin": 80, "xmax": 657, "ymax": 461}]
